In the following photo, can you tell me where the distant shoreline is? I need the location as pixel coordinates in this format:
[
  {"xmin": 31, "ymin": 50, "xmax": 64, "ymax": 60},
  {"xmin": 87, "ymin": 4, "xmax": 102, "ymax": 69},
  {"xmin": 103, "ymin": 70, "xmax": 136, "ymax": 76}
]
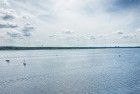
[{"xmin": 0, "ymin": 46, "xmax": 140, "ymax": 50}]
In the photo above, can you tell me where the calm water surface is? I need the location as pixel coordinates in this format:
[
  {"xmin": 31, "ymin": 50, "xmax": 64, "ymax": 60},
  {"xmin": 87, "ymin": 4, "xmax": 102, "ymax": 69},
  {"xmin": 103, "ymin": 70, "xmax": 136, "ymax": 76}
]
[{"xmin": 0, "ymin": 48, "xmax": 140, "ymax": 94}]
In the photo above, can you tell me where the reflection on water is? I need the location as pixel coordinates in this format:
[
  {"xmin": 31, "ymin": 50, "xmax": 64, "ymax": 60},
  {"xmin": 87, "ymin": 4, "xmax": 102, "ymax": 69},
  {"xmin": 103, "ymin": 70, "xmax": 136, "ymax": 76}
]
[{"xmin": 0, "ymin": 48, "xmax": 140, "ymax": 94}]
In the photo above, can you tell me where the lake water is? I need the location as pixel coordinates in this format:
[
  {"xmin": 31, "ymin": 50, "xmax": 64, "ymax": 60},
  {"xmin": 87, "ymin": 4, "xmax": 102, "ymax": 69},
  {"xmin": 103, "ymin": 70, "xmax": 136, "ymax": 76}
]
[{"xmin": 0, "ymin": 48, "xmax": 140, "ymax": 94}]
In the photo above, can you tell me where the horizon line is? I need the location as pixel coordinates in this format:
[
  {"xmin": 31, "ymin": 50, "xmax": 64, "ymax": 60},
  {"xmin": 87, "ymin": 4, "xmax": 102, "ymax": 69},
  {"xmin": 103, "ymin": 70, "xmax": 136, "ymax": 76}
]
[{"xmin": 0, "ymin": 46, "xmax": 140, "ymax": 50}]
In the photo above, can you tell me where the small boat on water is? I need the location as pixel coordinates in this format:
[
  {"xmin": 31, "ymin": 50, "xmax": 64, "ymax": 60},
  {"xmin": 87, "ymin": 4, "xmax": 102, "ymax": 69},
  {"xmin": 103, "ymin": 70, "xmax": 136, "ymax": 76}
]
[
  {"xmin": 23, "ymin": 63, "xmax": 26, "ymax": 66},
  {"xmin": 23, "ymin": 60, "xmax": 26, "ymax": 66},
  {"xmin": 5, "ymin": 60, "xmax": 10, "ymax": 62}
]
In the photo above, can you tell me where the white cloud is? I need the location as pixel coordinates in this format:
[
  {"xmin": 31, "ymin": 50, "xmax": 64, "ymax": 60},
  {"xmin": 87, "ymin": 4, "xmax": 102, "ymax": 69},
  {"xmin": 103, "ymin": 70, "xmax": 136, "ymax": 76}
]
[
  {"xmin": 7, "ymin": 30, "xmax": 22, "ymax": 38},
  {"xmin": 0, "ymin": 0, "xmax": 10, "ymax": 7},
  {"xmin": 0, "ymin": 22, "xmax": 17, "ymax": 28},
  {"xmin": 136, "ymin": 28, "xmax": 140, "ymax": 32},
  {"xmin": 22, "ymin": 23, "xmax": 34, "ymax": 37}
]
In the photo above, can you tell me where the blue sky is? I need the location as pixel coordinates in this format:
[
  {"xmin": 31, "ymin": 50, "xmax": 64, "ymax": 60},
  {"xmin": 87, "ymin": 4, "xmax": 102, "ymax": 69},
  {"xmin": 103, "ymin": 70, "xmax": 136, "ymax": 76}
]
[{"xmin": 0, "ymin": 0, "xmax": 140, "ymax": 47}]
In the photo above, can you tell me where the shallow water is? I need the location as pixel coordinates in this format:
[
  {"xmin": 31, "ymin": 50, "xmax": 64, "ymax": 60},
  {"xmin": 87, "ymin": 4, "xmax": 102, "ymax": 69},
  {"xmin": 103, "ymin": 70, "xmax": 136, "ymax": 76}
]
[{"xmin": 0, "ymin": 48, "xmax": 140, "ymax": 94}]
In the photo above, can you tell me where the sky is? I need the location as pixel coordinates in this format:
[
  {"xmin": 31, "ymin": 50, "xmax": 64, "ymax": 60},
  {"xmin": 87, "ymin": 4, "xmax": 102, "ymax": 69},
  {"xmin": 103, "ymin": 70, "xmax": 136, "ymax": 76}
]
[{"xmin": 0, "ymin": 0, "xmax": 140, "ymax": 47}]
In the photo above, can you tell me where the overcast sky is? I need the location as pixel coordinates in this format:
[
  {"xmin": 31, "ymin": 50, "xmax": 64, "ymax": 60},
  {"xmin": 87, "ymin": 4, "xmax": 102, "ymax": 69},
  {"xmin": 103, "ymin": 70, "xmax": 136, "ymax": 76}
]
[{"xmin": 0, "ymin": 0, "xmax": 140, "ymax": 47}]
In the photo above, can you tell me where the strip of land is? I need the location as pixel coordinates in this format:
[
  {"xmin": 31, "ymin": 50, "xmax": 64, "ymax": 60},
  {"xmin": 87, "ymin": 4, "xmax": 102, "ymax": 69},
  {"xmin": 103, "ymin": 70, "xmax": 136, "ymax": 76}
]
[{"xmin": 0, "ymin": 46, "xmax": 140, "ymax": 50}]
